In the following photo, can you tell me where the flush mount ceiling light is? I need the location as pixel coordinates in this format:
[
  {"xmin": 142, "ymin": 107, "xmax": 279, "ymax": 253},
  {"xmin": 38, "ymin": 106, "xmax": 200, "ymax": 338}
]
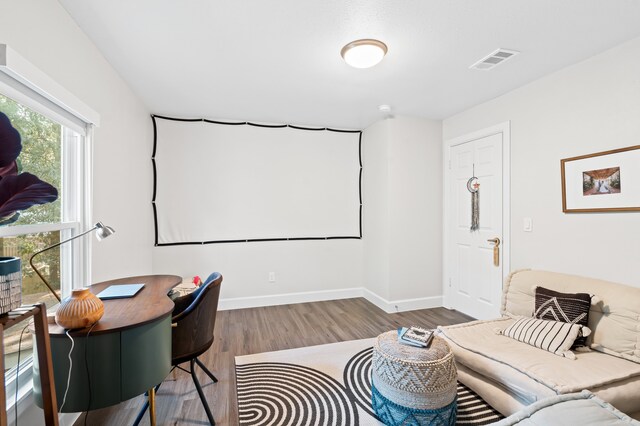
[{"xmin": 341, "ymin": 39, "xmax": 388, "ymax": 69}]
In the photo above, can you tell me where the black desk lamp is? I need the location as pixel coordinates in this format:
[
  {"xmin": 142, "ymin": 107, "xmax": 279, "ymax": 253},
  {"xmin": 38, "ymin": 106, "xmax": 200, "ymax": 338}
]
[{"xmin": 29, "ymin": 222, "xmax": 115, "ymax": 302}]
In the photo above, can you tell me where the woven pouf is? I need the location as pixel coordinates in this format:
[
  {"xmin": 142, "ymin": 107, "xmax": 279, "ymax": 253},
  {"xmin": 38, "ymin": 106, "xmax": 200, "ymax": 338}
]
[{"xmin": 371, "ymin": 331, "xmax": 457, "ymax": 426}]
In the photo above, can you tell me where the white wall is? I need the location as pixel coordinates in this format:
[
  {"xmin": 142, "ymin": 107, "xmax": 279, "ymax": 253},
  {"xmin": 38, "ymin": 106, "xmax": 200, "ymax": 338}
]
[
  {"xmin": 388, "ymin": 117, "xmax": 443, "ymax": 301},
  {"xmin": 150, "ymin": 124, "xmax": 365, "ymax": 306},
  {"xmin": 363, "ymin": 116, "xmax": 443, "ymax": 309},
  {"xmin": 153, "ymin": 115, "xmax": 443, "ymax": 311},
  {"xmin": 0, "ymin": 0, "xmax": 154, "ymax": 283},
  {"xmin": 152, "ymin": 236, "xmax": 363, "ymax": 306},
  {"xmin": 362, "ymin": 119, "xmax": 391, "ymax": 300},
  {"xmin": 443, "ymin": 37, "xmax": 640, "ymax": 287}
]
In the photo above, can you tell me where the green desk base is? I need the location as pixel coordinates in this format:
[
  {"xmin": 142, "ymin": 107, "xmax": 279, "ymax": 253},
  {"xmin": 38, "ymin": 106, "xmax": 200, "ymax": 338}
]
[{"xmin": 33, "ymin": 315, "xmax": 171, "ymax": 412}]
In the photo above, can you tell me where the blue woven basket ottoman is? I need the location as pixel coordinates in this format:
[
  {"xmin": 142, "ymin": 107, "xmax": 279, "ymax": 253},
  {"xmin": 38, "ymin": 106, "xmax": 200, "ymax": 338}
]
[{"xmin": 371, "ymin": 331, "xmax": 457, "ymax": 426}]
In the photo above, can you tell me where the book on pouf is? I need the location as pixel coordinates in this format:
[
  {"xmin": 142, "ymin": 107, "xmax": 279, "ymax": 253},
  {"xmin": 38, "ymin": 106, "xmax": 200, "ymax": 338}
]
[{"xmin": 397, "ymin": 326, "xmax": 434, "ymax": 348}]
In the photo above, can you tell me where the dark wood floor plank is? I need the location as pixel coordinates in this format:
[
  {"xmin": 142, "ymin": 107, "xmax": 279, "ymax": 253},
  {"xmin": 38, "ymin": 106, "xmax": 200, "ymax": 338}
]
[{"xmin": 73, "ymin": 297, "xmax": 472, "ymax": 425}]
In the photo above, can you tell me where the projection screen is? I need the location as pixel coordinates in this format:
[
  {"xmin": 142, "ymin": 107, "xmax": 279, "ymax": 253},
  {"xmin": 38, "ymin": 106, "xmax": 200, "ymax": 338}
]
[{"xmin": 152, "ymin": 116, "xmax": 362, "ymax": 245}]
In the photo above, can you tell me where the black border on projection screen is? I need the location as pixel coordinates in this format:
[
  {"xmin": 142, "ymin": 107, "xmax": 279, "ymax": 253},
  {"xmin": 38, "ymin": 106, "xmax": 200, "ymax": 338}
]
[{"xmin": 151, "ymin": 114, "xmax": 363, "ymax": 246}]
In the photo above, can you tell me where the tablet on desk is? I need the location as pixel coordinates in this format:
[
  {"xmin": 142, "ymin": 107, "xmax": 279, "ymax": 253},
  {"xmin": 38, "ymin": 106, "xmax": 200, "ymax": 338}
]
[{"xmin": 97, "ymin": 283, "xmax": 145, "ymax": 300}]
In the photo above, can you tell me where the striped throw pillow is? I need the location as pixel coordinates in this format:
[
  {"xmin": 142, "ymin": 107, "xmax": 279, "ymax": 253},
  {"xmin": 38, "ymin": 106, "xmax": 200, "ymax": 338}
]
[
  {"xmin": 500, "ymin": 317, "xmax": 591, "ymax": 359},
  {"xmin": 534, "ymin": 286, "xmax": 592, "ymax": 348}
]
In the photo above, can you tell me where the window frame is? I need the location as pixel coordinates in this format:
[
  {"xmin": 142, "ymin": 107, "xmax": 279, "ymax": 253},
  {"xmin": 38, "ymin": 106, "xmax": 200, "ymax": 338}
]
[
  {"xmin": 0, "ymin": 43, "xmax": 99, "ymax": 415},
  {"xmin": 0, "ymin": 92, "xmax": 90, "ymax": 298}
]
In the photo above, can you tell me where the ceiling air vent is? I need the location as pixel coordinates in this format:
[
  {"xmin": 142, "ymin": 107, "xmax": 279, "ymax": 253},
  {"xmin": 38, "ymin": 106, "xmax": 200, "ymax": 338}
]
[{"xmin": 470, "ymin": 48, "xmax": 520, "ymax": 71}]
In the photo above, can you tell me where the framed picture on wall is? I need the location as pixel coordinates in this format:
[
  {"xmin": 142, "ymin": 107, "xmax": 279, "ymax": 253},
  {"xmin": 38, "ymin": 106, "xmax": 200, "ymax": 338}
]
[{"xmin": 561, "ymin": 145, "xmax": 640, "ymax": 213}]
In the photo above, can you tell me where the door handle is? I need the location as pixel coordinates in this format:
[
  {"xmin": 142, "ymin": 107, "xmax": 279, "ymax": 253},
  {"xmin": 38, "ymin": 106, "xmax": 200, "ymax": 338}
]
[{"xmin": 487, "ymin": 238, "xmax": 500, "ymax": 266}]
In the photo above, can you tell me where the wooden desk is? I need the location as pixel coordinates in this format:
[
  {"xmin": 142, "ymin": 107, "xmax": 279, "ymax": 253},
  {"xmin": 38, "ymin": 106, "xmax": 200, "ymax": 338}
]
[{"xmin": 32, "ymin": 275, "xmax": 181, "ymax": 419}]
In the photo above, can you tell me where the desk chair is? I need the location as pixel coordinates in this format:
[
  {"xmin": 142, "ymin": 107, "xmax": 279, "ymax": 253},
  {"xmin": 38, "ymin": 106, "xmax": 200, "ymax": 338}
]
[{"xmin": 134, "ymin": 272, "xmax": 223, "ymax": 425}]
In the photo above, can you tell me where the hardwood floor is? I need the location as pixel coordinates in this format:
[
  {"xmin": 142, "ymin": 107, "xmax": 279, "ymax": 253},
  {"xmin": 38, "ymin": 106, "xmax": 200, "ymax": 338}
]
[{"xmin": 74, "ymin": 297, "xmax": 472, "ymax": 426}]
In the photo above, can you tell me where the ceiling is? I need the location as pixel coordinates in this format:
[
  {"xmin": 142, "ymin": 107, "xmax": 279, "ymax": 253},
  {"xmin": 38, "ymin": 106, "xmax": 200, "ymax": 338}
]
[{"xmin": 59, "ymin": 0, "xmax": 640, "ymax": 129}]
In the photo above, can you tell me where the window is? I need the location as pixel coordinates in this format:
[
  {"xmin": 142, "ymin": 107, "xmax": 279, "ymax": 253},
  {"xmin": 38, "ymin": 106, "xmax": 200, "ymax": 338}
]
[{"xmin": 0, "ymin": 81, "xmax": 92, "ymax": 407}]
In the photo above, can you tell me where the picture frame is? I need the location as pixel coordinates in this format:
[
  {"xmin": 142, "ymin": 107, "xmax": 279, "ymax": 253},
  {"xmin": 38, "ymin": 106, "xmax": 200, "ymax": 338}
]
[{"xmin": 561, "ymin": 145, "xmax": 640, "ymax": 213}]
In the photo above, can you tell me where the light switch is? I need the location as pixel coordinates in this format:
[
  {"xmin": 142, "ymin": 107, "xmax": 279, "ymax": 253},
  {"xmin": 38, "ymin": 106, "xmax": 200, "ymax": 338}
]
[{"xmin": 523, "ymin": 217, "xmax": 533, "ymax": 232}]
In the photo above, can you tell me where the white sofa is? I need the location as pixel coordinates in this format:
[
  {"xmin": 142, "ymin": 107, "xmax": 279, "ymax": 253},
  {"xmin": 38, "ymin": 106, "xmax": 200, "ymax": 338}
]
[
  {"xmin": 494, "ymin": 391, "xmax": 640, "ymax": 425},
  {"xmin": 437, "ymin": 269, "xmax": 640, "ymax": 420}
]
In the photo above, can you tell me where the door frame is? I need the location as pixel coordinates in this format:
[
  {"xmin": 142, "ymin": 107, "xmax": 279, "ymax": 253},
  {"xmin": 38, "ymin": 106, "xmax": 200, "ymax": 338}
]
[{"xmin": 442, "ymin": 121, "xmax": 511, "ymax": 311}]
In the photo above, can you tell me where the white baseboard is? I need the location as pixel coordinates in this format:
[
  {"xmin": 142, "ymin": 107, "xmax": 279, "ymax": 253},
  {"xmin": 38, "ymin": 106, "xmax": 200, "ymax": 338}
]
[
  {"xmin": 218, "ymin": 287, "xmax": 364, "ymax": 310},
  {"xmin": 363, "ymin": 289, "xmax": 443, "ymax": 314},
  {"xmin": 219, "ymin": 287, "xmax": 443, "ymax": 313}
]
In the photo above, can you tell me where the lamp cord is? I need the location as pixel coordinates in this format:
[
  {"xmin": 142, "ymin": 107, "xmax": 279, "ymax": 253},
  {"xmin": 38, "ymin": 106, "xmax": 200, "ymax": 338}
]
[
  {"xmin": 14, "ymin": 324, "xmax": 30, "ymax": 426},
  {"xmin": 57, "ymin": 321, "xmax": 97, "ymax": 421},
  {"xmin": 59, "ymin": 330, "xmax": 76, "ymax": 412}
]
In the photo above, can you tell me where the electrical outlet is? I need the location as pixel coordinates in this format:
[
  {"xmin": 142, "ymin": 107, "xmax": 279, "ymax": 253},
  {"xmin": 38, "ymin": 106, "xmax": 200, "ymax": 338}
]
[{"xmin": 268, "ymin": 272, "xmax": 276, "ymax": 283}]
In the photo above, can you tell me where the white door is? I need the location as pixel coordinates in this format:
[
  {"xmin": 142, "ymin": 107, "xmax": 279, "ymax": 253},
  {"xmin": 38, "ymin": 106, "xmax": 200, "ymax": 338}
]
[{"xmin": 447, "ymin": 131, "xmax": 506, "ymax": 320}]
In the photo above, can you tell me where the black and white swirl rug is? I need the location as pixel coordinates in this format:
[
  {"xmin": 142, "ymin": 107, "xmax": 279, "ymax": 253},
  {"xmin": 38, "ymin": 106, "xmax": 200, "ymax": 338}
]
[{"xmin": 236, "ymin": 339, "xmax": 503, "ymax": 425}]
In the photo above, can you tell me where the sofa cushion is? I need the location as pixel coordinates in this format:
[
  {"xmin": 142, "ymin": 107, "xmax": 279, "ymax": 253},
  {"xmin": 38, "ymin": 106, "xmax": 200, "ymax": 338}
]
[
  {"xmin": 438, "ymin": 319, "xmax": 640, "ymax": 414},
  {"xmin": 534, "ymin": 286, "xmax": 591, "ymax": 348},
  {"xmin": 493, "ymin": 390, "xmax": 640, "ymax": 426},
  {"xmin": 500, "ymin": 317, "xmax": 588, "ymax": 359},
  {"xmin": 501, "ymin": 269, "xmax": 640, "ymax": 363},
  {"xmin": 438, "ymin": 318, "xmax": 640, "ymax": 393}
]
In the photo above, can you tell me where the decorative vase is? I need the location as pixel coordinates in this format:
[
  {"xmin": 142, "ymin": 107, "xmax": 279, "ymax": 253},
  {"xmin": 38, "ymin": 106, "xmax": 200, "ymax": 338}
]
[
  {"xmin": 0, "ymin": 257, "xmax": 22, "ymax": 314},
  {"xmin": 55, "ymin": 288, "xmax": 104, "ymax": 329}
]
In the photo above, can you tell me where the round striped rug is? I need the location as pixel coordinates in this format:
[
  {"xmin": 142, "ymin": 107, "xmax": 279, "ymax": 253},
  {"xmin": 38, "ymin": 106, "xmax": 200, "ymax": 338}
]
[{"xmin": 236, "ymin": 339, "xmax": 503, "ymax": 425}]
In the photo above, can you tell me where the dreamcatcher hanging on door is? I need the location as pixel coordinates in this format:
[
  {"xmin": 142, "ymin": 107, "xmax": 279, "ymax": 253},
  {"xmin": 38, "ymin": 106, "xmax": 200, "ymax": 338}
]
[{"xmin": 467, "ymin": 166, "xmax": 480, "ymax": 231}]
